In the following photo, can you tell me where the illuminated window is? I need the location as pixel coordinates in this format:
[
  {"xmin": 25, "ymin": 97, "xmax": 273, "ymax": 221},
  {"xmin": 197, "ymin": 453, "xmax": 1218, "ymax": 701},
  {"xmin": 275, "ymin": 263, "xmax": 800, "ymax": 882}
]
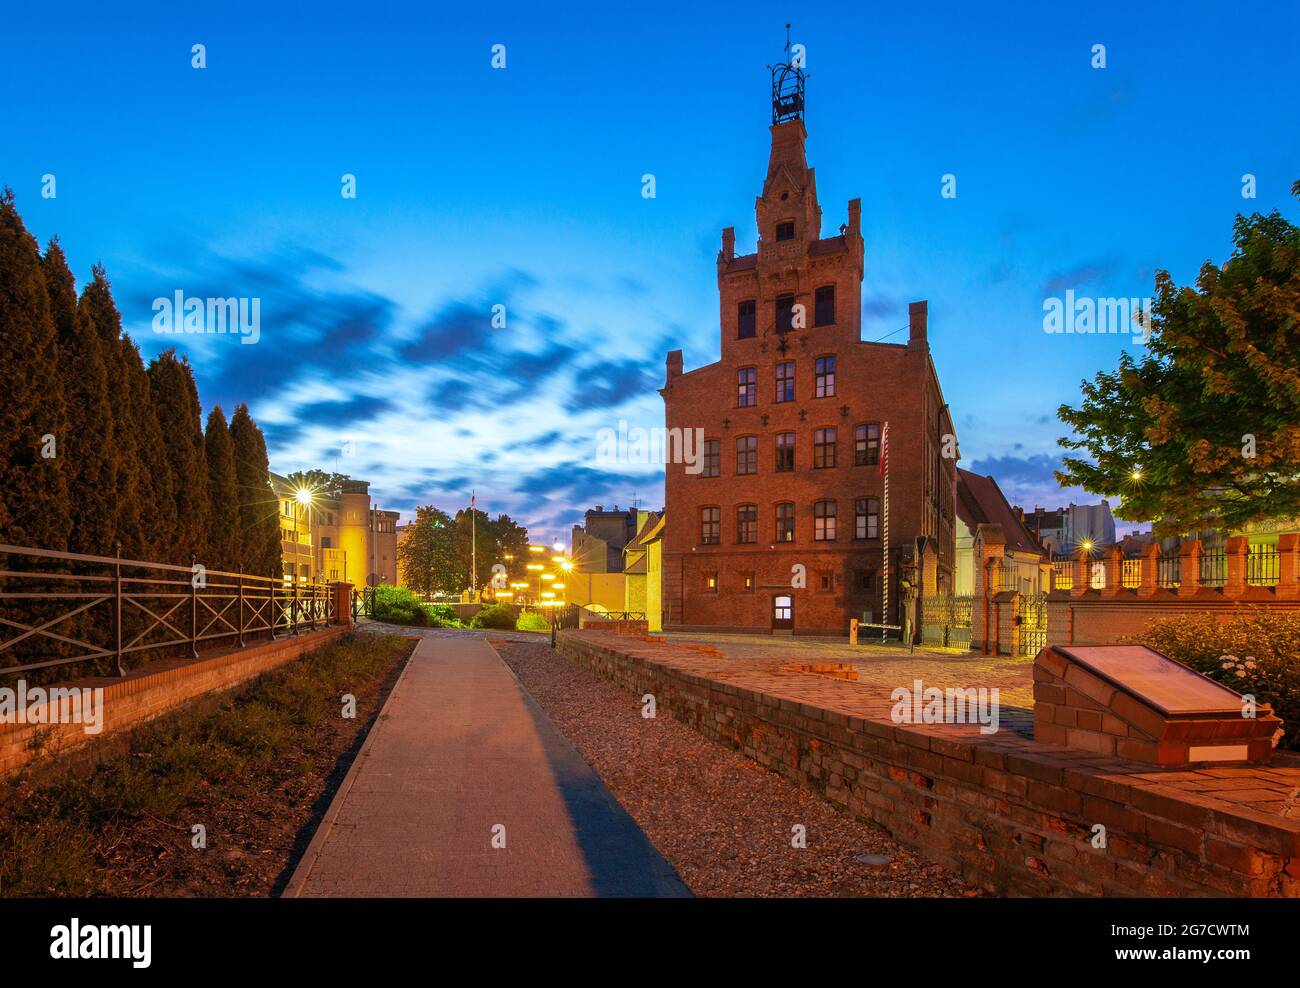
[{"xmin": 775, "ymin": 502, "xmax": 795, "ymax": 542}]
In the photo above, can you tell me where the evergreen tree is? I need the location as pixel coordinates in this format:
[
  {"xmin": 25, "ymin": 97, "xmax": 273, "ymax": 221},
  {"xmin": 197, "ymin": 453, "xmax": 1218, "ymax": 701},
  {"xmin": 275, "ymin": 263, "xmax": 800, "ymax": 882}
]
[
  {"xmin": 122, "ymin": 334, "xmax": 177, "ymax": 560},
  {"xmin": 147, "ymin": 350, "xmax": 210, "ymax": 562},
  {"xmin": 42, "ymin": 238, "xmax": 117, "ymax": 554},
  {"xmin": 203, "ymin": 406, "xmax": 241, "ymax": 572},
  {"xmin": 0, "ymin": 189, "xmax": 71, "ymax": 551},
  {"xmin": 78, "ymin": 265, "xmax": 146, "ymax": 556},
  {"xmin": 229, "ymin": 403, "xmax": 282, "ymax": 578}
]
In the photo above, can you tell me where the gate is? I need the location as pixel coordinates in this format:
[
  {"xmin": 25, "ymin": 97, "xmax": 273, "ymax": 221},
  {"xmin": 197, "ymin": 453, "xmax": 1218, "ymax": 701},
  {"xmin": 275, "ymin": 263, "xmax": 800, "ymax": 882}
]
[
  {"xmin": 920, "ymin": 595, "xmax": 973, "ymax": 649},
  {"xmin": 1016, "ymin": 591, "xmax": 1048, "ymax": 657}
]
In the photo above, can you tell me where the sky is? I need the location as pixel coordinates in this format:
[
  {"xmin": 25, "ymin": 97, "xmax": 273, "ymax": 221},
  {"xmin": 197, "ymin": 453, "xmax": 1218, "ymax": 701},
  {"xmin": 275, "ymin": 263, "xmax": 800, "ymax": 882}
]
[{"xmin": 3, "ymin": 1, "xmax": 1298, "ymax": 544}]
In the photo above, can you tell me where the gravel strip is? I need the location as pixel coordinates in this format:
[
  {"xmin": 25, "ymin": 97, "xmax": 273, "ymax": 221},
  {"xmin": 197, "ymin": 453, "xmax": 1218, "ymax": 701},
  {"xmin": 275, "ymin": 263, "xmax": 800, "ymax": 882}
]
[{"xmin": 496, "ymin": 640, "xmax": 982, "ymax": 898}]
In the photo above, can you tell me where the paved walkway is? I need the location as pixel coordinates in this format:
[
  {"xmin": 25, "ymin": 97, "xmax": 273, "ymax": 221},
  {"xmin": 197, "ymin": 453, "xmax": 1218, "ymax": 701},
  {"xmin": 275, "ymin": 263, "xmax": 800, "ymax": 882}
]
[{"xmin": 285, "ymin": 636, "xmax": 688, "ymax": 897}]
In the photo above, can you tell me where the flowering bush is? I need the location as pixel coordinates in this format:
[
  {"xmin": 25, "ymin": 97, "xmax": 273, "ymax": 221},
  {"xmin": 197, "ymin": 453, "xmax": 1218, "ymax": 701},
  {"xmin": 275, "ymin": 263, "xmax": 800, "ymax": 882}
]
[{"xmin": 1133, "ymin": 609, "xmax": 1300, "ymax": 748}]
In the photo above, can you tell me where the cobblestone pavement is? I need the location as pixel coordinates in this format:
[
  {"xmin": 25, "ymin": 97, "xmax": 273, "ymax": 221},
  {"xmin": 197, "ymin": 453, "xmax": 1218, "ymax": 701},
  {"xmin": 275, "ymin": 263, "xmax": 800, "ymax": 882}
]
[
  {"xmin": 285, "ymin": 635, "xmax": 689, "ymax": 897},
  {"xmin": 663, "ymin": 631, "xmax": 1036, "ymax": 736}
]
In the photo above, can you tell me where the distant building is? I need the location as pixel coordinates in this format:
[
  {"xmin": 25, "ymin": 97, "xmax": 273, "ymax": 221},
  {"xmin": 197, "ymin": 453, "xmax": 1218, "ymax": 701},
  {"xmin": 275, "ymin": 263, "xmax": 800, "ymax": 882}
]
[
  {"xmin": 1022, "ymin": 500, "xmax": 1116, "ymax": 554},
  {"xmin": 269, "ymin": 473, "xmax": 399, "ymax": 586},
  {"xmin": 623, "ymin": 510, "xmax": 665, "ymax": 632},
  {"xmin": 571, "ymin": 505, "xmax": 638, "ymax": 573},
  {"xmin": 955, "ymin": 470, "xmax": 1047, "ymax": 596}
]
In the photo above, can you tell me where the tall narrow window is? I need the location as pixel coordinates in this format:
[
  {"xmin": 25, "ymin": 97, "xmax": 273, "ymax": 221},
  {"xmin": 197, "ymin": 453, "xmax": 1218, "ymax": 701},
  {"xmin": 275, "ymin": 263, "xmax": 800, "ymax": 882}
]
[
  {"xmin": 736, "ymin": 504, "xmax": 758, "ymax": 544},
  {"xmin": 813, "ymin": 427, "xmax": 836, "ymax": 468},
  {"xmin": 775, "ymin": 361, "xmax": 795, "ymax": 402},
  {"xmin": 815, "ymin": 285, "xmax": 836, "ymax": 326},
  {"xmin": 737, "ymin": 367, "xmax": 757, "ymax": 407},
  {"xmin": 737, "ymin": 299, "xmax": 756, "ymax": 339},
  {"xmin": 776, "ymin": 293, "xmax": 795, "ymax": 333},
  {"xmin": 855, "ymin": 497, "xmax": 880, "ymax": 540},
  {"xmin": 701, "ymin": 506, "xmax": 721, "ymax": 545},
  {"xmin": 854, "ymin": 423, "xmax": 880, "ymax": 466},
  {"xmin": 736, "ymin": 435, "xmax": 757, "ymax": 475},
  {"xmin": 815, "ymin": 356, "xmax": 836, "ymax": 398},
  {"xmin": 775, "ymin": 431, "xmax": 795, "ymax": 472},
  {"xmin": 814, "ymin": 501, "xmax": 837, "ymax": 541},
  {"xmin": 702, "ymin": 439, "xmax": 720, "ymax": 477},
  {"xmin": 775, "ymin": 502, "xmax": 795, "ymax": 542}
]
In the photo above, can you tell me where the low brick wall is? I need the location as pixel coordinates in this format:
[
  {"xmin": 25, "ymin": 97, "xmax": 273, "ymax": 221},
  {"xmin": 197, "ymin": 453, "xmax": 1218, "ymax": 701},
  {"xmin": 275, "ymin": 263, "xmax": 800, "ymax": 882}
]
[
  {"xmin": 0, "ymin": 627, "xmax": 349, "ymax": 777},
  {"xmin": 558, "ymin": 630, "xmax": 1300, "ymax": 897},
  {"xmin": 1047, "ymin": 592, "xmax": 1300, "ymax": 646}
]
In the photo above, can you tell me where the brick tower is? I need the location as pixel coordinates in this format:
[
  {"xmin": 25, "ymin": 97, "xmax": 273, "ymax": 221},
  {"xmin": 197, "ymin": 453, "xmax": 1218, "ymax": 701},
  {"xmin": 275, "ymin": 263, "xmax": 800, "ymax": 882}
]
[{"xmin": 660, "ymin": 53, "xmax": 958, "ymax": 636}]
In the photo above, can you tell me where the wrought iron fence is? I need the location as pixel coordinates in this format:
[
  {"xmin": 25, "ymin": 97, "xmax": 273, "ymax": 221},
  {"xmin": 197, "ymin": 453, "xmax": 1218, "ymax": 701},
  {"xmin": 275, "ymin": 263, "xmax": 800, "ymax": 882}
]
[
  {"xmin": 1120, "ymin": 558, "xmax": 1142, "ymax": 589},
  {"xmin": 351, "ymin": 586, "xmax": 376, "ymax": 622},
  {"xmin": 1015, "ymin": 592, "xmax": 1049, "ymax": 657},
  {"xmin": 1199, "ymin": 551, "xmax": 1227, "ymax": 588},
  {"xmin": 1050, "ymin": 557, "xmax": 1074, "ymax": 591},
  {"xmin": 0, "ymin": 543, "xmax": 340, "ymax": 679},
  {"xmin": 1156, "ymin": 552, "xmax": 1182, "ymax": 589},
  {"xmin": 1247, "ymin": 545, "xmax": 1280, "ymax": 586},
  {"xmin": 920, "ymin": 595, "xmax": 973, "ymax": 649}
]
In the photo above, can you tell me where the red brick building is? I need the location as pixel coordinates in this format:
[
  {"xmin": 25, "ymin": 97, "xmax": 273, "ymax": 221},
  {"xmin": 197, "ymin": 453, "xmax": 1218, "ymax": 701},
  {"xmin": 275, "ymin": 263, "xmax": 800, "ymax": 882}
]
[{"xmin": 661, "ymin": 82, "xmax": 958, "ymax": 636}]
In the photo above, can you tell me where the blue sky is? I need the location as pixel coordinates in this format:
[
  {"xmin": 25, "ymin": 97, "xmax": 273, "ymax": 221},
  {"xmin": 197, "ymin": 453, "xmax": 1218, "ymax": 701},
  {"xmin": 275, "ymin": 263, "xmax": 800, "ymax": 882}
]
[{"xmin": 3, "ymin": 1, "xmax": 1297, "ymax": 542}]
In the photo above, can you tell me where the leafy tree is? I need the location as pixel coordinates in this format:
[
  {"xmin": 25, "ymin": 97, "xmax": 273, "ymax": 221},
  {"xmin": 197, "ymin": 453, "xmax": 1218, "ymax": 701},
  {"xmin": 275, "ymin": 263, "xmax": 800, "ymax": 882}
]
[
  {"xmin": 229, "ymin": 403, "xmax": 282, "ymax": 578},
  {"xmin": 397, "ymin": 505, "xmax": 459, "ymax": 596},
  {"xmin": 285, "ymin": 469, "xmax": 353, "ymax": 497},
  {"xmin": 42, "ymin": 238, "xmax": 117, "ymax": 555},
  {"xmin": 147, "ymin": 350, "xmax": 210, "ymax": 562},
  {"xmin": 0, "ymin": 189, "xmax": 70, "ymax": 551},
  {"xmin": 1058, "ymin": 181, "xmax": 1300, "ymax": 534},
  {"xmin": 204, "ymin": 406, "xmax": 241, "ymax": 571}
]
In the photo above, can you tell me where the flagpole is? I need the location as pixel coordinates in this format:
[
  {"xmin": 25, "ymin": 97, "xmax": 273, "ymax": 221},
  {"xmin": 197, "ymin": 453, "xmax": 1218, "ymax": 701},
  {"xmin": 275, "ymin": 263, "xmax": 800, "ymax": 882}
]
[{"xmin": 881, "ymin": 421, "xmax": 890, "ymax": 644}]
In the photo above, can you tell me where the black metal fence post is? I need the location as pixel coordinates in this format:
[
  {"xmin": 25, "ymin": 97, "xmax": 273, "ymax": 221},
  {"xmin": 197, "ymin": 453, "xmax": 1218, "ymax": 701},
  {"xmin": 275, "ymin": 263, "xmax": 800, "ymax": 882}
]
[
  {"xmin": 114, "ymin": 542, "xmax": 125, "ymax": 676},
  {"xmin": 189, "ymin": 552, "xmax": 199, "ymax": 657}
]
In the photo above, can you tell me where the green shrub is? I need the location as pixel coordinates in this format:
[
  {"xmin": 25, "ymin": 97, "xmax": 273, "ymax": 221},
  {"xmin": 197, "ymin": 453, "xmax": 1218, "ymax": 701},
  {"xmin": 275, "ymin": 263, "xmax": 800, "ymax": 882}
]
[
  {"xmin": 422, "ymin": 603, "xmax": 464, "ymax": 628},
  {"xmin": 1134, "ymin": 608, "xmax": 1300, "ymax": 749},
  {"xmin": 515, "ymin": 610, "xmax": 550, "ymax": 632},
  {"xmin": 470, "ymin": 603, "xmax": 517, "ymax": 629},
  {"xmin": 372, "ymin": 585, "xmax": 429, "ymax": 626}
]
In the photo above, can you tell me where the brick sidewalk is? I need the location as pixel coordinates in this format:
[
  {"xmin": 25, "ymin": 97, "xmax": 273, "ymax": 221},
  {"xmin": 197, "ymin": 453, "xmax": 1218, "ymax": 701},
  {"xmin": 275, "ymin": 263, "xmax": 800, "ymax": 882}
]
[{"xmin": 285, "ymin": 636, "xmax": 689, "ymax": 897}]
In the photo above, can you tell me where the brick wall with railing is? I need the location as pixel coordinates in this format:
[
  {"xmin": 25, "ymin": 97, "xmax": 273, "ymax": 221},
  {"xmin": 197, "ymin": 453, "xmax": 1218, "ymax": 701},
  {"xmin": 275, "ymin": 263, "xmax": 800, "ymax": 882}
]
[{"xmin": 1045, "ymin": 535, "xmax": 1300, "ymax": 646}]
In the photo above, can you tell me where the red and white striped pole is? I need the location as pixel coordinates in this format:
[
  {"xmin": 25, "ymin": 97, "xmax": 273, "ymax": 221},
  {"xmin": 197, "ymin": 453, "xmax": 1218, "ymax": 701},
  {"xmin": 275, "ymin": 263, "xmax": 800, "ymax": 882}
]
[{"xmin": 880, "ymin": 421, "xmax": 890, "ymax": 644}]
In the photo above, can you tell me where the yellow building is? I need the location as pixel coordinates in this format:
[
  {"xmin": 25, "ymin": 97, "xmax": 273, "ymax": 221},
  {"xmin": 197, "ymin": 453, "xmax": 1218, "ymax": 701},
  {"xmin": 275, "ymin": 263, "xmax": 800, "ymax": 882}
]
[
  {"xmin": 623, "ymin": 510, "xmax": 665, "ymax": 632},
  {"xmin": 270, "ymin": 473, "xmax": 399, "ymax": 586}
]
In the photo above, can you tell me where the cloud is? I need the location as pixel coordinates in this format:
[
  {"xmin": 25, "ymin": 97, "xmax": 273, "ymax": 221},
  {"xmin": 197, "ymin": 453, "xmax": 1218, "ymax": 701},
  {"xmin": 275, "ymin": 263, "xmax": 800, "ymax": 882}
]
[
  {"xmin": 297, "ymin": 395, "xmax": 394, "ymax": 428},
  {"xmin": 563, "ymin": 358, "xmax": 658, "ymax": 412},
  {"xmin": 1042, "ymin": 260, "xmax": 1118, "ymax": 297}
]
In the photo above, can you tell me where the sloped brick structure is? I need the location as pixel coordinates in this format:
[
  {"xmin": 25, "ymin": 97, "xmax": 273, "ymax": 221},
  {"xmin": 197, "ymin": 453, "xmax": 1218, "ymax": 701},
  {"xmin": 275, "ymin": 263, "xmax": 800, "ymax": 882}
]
[
  {"xmin": 558, "ymin": 629, "xmax": 1300, "ymax": 896},
  {"xmin": 1033, "ymin": 645, "xmax": 1283, "ymax": 766},
  {"xmin": 0, "ymin": 627, "xmax": 349, "ymax": 777}
]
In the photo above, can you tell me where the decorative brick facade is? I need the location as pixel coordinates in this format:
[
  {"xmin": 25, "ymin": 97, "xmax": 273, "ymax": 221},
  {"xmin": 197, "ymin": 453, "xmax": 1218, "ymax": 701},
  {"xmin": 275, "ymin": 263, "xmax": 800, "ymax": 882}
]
[{"xmin": 661, "ymin": 116, "xmax": 957, "ymax": 635}]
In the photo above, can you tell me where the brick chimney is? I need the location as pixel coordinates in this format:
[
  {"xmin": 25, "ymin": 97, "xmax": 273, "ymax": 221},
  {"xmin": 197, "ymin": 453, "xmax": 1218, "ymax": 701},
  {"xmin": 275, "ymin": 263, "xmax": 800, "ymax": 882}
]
[
  {"xmin": 720, "ymin": 226, "xmax": 735, "ymax": 264},
  {"xmin": 666, "ymin": 349, "xmax": 683, "ymax": 382},
  {"xmin": 908, "ymin": 300, "xmax": 928, "ymax": 351}
]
